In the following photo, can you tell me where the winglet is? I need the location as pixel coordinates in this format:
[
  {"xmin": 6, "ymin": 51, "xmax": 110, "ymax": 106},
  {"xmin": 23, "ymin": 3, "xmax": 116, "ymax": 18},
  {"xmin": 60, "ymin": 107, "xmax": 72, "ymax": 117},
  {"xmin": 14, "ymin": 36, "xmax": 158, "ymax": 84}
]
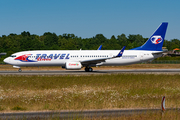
[
  {"xmin": 116, "ymin": 46, "xmax": 126, "ymax": 57},
  {"xmin": 97, "ymin": 45, "xmax": 102, "ymax": 50}
]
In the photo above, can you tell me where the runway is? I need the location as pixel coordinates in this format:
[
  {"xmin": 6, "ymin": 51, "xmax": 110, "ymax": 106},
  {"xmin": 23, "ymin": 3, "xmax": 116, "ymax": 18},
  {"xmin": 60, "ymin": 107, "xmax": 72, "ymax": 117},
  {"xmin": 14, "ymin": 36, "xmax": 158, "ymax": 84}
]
[
  {"xmin": 0, "ymin": 108, "xmax": 179, "ymax": 119},
  {"xmin": 0, "ymin": 69, "xmax": 180, "ymax": 75}
]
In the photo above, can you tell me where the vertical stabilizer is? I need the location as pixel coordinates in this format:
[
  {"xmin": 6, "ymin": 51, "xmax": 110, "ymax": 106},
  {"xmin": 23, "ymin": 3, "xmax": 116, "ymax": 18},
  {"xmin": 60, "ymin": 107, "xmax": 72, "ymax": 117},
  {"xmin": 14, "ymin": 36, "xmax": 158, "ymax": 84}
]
[{"xmin": 131, "ymin": 22, "xmax": 168, "ymax": 51}]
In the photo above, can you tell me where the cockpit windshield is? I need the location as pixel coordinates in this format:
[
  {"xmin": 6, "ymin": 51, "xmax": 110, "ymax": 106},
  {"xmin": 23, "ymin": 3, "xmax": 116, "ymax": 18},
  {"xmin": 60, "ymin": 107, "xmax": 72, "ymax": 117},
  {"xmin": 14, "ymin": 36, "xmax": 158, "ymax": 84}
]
[{"xmin": 10, "ymin": 55, "xmax": 16, "ymax": 57}]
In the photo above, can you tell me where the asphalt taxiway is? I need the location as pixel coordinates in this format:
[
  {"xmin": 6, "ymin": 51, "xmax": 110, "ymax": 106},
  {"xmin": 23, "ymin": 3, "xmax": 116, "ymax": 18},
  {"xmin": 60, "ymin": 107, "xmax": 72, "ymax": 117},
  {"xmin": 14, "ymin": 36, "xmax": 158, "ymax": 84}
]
[
  {"xmin": 0, "ymin": 69, "xmax": 180, "ymax": 75},
  {"xmin": 0, "ymin": 108, "xmax": 179, "ymax": 119}
]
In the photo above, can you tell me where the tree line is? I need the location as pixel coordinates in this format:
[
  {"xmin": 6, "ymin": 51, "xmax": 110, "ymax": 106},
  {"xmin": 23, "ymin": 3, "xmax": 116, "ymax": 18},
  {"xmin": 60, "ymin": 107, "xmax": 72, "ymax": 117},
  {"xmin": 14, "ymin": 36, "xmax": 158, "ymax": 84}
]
[{"xmin": 0, "ymin": 31, "xmax": 180, "ymax": 61}]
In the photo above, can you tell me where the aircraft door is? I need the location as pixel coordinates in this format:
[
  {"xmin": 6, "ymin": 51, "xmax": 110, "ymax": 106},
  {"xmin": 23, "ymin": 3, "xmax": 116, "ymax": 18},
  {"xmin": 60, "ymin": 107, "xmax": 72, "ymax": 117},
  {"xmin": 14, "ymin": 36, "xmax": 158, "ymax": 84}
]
[{"xmin": 140, "ymin": 52, "xmax": 143, "ymax": 61}]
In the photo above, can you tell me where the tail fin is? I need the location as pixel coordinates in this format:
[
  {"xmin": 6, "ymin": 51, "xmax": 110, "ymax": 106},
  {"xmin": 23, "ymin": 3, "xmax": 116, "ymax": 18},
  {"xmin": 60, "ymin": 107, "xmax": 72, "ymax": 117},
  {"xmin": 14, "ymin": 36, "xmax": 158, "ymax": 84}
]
[{"xmin": 131, "ymin": 22, "xmax": 168, "ymax": 51}]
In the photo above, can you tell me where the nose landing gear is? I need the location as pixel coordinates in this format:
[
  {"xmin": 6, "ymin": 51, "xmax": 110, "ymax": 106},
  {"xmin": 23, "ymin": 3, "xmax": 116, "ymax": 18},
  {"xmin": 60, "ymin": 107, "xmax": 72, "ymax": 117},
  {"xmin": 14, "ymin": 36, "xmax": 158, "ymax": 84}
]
[{"xmin": 18, "ymin": 68, "xmax": 22, "ymax": 72}]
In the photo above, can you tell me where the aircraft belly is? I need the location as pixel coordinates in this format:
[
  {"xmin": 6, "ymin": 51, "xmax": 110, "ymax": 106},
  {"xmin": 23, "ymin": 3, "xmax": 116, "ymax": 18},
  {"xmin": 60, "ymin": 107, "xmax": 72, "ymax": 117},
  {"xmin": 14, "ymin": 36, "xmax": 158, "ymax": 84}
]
[{"xmin": 102, "ymin": 58, "xmax": 141, "ymax": 66}]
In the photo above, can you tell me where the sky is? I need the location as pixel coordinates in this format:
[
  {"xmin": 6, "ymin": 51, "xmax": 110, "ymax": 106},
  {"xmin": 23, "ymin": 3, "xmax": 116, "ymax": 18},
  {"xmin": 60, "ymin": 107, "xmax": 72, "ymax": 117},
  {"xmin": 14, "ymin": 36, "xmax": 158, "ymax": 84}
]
[{"xmin": 0, "ymin": 0, "xmax": 179, "ymax": 40}]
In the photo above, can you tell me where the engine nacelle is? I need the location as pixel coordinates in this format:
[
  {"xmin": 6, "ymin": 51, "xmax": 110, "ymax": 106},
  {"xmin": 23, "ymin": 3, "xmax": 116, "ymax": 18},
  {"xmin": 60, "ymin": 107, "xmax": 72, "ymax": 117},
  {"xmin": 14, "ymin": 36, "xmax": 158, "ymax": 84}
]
[{"xmin": 65, "ymin": 62, "xmax": 82, "ymax": 70}]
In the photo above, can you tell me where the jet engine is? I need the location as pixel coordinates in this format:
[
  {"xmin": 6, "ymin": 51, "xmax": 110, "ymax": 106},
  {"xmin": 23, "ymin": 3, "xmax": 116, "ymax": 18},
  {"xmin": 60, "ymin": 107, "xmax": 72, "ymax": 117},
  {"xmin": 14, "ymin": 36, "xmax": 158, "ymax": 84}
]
[{"xmin": 65, "ymin": 62, "xmax": 82, "ymax": 70}]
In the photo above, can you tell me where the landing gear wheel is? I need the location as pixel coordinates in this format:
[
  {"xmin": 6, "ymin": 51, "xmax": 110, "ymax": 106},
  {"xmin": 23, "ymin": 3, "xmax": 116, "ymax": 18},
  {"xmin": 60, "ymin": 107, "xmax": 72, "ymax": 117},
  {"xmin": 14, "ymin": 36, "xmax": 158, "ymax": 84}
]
[
  {"xmin": 85, "ymin": 67, "xmax": 93, "ymax": 72},
  {"xmin": 89, "ymin": 68, "xmax": 93, "ymax": 72},
  {"xmin": 18, "ymin": 68, "xmax": 22, "ymax": 72}
]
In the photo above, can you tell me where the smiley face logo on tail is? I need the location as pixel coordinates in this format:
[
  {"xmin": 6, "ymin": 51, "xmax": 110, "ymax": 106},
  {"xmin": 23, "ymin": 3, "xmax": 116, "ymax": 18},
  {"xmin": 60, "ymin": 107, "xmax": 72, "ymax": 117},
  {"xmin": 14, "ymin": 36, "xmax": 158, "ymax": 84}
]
[{"xmin": 151, "ymin": 36, "xmax": 163, "ymax": 44}]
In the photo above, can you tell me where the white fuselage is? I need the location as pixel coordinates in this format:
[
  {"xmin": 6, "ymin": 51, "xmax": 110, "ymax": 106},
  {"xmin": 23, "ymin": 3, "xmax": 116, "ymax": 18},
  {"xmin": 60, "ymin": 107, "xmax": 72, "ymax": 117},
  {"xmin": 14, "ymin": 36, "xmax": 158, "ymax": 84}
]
[{"xmin": 3, "ymin": 50, "xmax": 161, "ymax": 68}]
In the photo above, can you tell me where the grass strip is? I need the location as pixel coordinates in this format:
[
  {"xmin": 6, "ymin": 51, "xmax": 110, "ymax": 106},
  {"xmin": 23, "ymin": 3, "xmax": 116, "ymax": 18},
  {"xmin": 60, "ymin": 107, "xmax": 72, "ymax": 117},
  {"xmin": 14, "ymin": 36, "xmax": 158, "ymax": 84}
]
[{"xmin": 0, "ymin": 74, "xmax": 179, "ymax": 111}]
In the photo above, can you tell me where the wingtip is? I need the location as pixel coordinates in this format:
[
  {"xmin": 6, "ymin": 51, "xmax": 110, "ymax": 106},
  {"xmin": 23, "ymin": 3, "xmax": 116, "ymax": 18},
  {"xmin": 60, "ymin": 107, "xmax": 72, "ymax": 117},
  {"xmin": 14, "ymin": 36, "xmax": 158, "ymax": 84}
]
[{"xmin": 97, "ymin": 45, "xmax": 102, "ymax": 50}]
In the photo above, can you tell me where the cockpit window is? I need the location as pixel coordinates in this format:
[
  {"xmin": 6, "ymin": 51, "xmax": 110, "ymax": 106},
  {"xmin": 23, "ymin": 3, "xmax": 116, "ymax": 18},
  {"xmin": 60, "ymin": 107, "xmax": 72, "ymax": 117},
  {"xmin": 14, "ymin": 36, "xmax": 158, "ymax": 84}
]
[{"xmin": 10, "ymin": 55, "xmax": 16, "ymax": 57}]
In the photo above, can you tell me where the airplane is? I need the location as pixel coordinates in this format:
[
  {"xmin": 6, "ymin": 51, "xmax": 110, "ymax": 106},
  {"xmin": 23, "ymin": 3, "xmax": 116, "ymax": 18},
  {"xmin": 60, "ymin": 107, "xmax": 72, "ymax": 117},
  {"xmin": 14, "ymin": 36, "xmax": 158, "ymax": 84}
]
[{"xmin": 3, "ymin": 22, "xmax": 168, "ymax": 72}]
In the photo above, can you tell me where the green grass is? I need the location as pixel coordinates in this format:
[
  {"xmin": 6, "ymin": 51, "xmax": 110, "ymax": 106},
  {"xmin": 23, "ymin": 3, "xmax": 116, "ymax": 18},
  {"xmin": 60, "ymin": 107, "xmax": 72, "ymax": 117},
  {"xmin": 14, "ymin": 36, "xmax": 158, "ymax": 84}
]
[
  {"xmin": 11, "ymin": 106, "xmax": 26, "ymax": 110},
  {"xmin": 0, "ymin": 74, "xmax": 180, "ymax": 111}
]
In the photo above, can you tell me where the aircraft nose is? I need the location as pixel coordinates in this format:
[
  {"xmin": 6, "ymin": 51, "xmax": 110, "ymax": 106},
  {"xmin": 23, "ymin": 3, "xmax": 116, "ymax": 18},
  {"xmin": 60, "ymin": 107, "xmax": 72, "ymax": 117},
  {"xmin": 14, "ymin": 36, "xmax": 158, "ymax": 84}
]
[{"xmin": 3, "ymin": 58, "xmax": 9, "ymax": 63}]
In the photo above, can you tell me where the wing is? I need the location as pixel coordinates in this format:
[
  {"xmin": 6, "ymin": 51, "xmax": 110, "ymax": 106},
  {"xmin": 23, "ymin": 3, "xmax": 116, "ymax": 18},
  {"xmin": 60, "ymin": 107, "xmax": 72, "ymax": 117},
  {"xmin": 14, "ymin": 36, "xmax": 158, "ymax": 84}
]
[{"xmin": 80, "ymin": 46, "xmax": 126, "ymax": 66}]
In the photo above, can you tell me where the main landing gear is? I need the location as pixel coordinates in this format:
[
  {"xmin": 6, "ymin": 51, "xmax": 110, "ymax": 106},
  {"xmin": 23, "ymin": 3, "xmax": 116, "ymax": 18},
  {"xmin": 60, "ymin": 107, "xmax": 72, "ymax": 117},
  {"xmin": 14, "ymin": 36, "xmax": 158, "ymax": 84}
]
[
  {"xmin": 18, "ymin": 68, "xmax": 22, "ymax": 72},
  {"xmin": 85, "ymin": 67, "xmax": 93, "ymax": 72}
]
